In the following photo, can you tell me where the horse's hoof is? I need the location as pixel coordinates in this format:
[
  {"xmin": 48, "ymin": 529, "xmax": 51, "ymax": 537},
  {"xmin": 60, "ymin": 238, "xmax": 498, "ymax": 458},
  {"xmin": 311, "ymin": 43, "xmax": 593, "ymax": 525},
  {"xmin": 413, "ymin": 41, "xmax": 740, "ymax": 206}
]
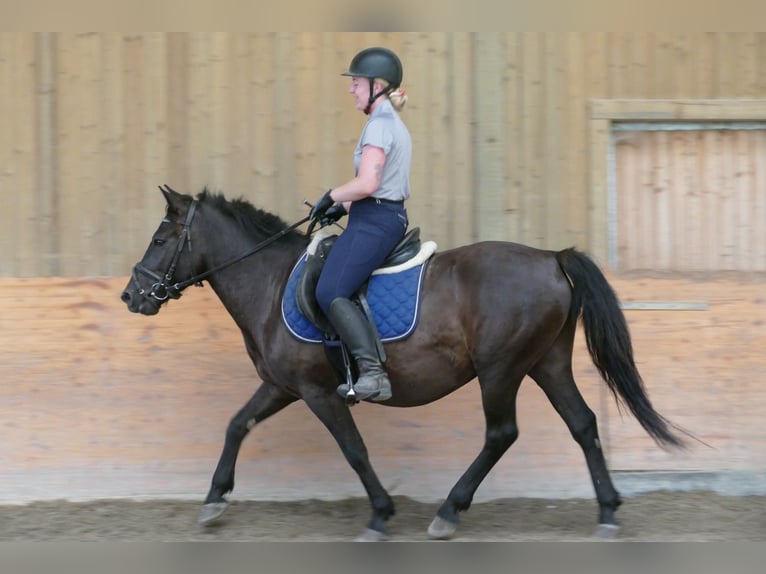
[
  {"xmin": 594, "ymin": 523, "xmax": 620, "ymax": 539},
  {"xmin": 355, "ymin": 528, "xmax": 389, "ymax": 542},
  {"xmin": 198, "ymin": 501, "xmax": 230, "ymax": 526},
  {"xmin": 427, "ymin": 516, "xmax": 458, "ymax": 540}
]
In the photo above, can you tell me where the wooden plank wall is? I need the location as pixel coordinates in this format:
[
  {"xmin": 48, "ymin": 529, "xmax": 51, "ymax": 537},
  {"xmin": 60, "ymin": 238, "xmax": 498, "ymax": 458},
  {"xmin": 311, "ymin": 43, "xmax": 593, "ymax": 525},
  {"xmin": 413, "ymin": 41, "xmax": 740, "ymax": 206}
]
[
  {"xmin": 1, "ymin": 276, "xmax": 763, "ymax": 497},
  {"xmin": 2, "ymin": 33, "xmax": 766, "ymax": 277}
]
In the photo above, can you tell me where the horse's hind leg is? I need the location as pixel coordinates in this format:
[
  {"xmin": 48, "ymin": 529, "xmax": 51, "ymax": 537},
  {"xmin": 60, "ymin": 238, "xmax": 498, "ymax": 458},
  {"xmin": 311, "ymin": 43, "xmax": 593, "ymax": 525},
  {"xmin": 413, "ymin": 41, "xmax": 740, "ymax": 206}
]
[
  {"xmin": 529, "ymin": 340, "xmax": 622, "ymax": 538},
  {"xmin": 429, "ymin": 367, "xmax": 525, "ymax": 540},
  {"xmin": 199, "ymin": 381, "xmax": 298, "ymax": 526}
]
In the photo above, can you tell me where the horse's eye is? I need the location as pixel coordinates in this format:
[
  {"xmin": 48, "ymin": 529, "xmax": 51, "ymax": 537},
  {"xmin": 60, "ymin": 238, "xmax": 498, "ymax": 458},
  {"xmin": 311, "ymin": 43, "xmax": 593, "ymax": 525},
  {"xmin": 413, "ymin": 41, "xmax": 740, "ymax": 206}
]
[{"xmin": 153, "ymin": 238, "xmax": 166, "ymax": 246}]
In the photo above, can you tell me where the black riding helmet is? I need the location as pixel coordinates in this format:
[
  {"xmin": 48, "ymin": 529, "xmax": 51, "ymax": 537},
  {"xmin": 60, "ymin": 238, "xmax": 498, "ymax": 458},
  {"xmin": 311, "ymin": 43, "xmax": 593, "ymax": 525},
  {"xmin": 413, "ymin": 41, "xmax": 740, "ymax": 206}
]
[{"xmin": 341, "ymin": 47, "xmax": 403, "ymax": 114}]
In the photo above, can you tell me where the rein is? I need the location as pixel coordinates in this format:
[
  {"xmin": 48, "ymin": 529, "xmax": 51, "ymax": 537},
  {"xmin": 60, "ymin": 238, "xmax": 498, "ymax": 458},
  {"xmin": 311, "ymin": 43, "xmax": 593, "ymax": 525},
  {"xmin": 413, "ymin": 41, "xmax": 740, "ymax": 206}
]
[
  {"xmin": 132, "ymin": 198, "xmax": 311, "ymax": 301},
  {"xmin": 174, "ymin": 213, "xmax": 311, "ymax": 291}
]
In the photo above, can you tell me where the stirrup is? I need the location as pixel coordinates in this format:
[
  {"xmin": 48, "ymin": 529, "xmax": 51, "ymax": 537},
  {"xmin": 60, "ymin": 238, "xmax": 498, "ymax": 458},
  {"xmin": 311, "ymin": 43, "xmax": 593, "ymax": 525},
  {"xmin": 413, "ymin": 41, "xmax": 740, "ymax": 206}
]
[{"xmin": 339, "ymin": 343, "xmax": 359, "ymax": 405}]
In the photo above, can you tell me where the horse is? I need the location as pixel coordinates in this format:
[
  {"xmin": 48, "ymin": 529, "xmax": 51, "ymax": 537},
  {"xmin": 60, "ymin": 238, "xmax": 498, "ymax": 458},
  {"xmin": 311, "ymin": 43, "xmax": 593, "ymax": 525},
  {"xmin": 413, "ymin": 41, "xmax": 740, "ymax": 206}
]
[{"xmin": 120, "ymin": 184, "xmax": 686, "ymax": 541}]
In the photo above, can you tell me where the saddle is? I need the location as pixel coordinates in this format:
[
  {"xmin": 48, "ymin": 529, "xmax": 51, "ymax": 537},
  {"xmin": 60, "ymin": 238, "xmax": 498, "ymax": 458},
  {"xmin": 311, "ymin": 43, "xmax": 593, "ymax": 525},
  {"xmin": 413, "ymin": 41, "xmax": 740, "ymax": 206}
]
[{"xmin": 296, "ymin": 226, "xmax": 423, "ymax": 335}]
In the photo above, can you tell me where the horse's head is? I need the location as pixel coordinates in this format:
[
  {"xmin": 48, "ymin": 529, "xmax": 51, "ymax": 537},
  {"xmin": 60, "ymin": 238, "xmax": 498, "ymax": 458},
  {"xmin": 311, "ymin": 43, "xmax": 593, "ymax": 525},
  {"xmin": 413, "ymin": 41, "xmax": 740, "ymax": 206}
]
[{"xmin": 121, "ymin": 185, "xmax": 201, "ymax": 315}]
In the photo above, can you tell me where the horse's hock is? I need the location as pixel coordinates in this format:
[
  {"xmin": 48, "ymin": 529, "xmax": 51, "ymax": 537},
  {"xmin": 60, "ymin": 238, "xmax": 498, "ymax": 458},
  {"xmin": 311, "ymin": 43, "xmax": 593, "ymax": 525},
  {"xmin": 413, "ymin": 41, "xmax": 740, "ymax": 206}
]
[{"xmin": 0, "ymin": 274, "xmax": 764, "ymax": 504}]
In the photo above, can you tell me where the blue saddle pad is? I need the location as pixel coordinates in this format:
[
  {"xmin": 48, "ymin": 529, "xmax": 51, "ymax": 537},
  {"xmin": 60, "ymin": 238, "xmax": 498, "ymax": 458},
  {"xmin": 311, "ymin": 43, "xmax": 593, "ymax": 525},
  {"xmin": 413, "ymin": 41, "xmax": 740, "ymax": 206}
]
[{"xmin": 281, "ymin": 252, "xmax": 428, "ymax": 344}]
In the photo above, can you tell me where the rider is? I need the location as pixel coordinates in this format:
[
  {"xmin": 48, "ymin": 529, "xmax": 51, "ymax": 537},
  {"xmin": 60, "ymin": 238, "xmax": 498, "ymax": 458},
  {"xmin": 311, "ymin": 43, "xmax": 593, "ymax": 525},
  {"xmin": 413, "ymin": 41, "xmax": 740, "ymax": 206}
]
[{"xmin": 308, "ymin": 46, "xmax": 411, "ymax": 402}]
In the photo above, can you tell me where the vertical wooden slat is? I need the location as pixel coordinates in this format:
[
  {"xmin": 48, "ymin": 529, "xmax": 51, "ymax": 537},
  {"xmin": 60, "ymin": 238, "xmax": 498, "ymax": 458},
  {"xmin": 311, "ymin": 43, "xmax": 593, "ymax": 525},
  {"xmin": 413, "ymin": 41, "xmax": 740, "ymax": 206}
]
[
  {"xmin": 638, "ymin": 132, "xmax": 655, "ymax": 270},
  {"xmin": 317, "ymin": 33, "xmax": 339, "ymax": 194},
  {"xmin": 520, "ymin": 32, "xmax": 544, "ymax": 247},
  {"xmin": 449, "ymin": 32, "xmax": 474, "ymax": 248},
  {"xmin": 334, "ymin": 33, "xmax": 364, "ymax": 187},
  {"xmin": 398, "ymin": 33, "xmax": 428, "ymax": 239},
  {"xmin": 615, "ymin": 135, "xmax": 630, "ymax": 270},
  {"xmin": 208, "ymin": 32, "xmax": 230, "ymax": 192},
  {"xmin": 674, "ymin": 34, "xmax": 694, "ymax": 98},
  {"xmin": 606, "ymin": 33, "xmax": 629, "ymax": 98},
  {"xmin": 186, "ymin": 33, "xmax": 211, "ymax": 196},
  {"xmin": 0, "ymin": 35, "xmax": 13, "ymax": 275},
  {"xmin": 121, "ymin": 34, "xmax": 146, "ymax": 262},
  {"xmin": 225, "ymin": 34, "xmax": 251, "ymax": 199},
  {"xmin": 35, "ymin": 33, "xmax": 58, "ymax": 276},
  {"xmin": 473, "ymin": 33, "xmax": 507, "ymax": 242},
  {"xmin": 718, "ymin": 131, "xmax": 736, "ymax": 270},
  {"xmin": 757, "ymin": 34, "xmax": 766, "ymax": 95},
  {"xmin": 585, "ymin": 34, "xmax": 608, "ymax": 262},
  {"xmin": 735, "ymin": 131, "xmax": 752, "ymax": 271},
  {"xmin": 100, "ymin": 33, "xmax": 125, "ymax": 275},
  {"xmin": 51, "ymin": 33, "xmax": 71, "ymax": 275},
  {"xmin": 654, "ymin": 131, "xmax": 672, "ymax": 270},
  {"xmin": 292, "ymin": 33, "xmax": 320, "ymax": 221},
  {"xmin": 695, "ymin": 33, "xmax": 717, "ymax": 98},
  {"xmin": 503, "ymin": 33, "xmax": 522, "ymax": 244},
  {"xmin": 543, "ymin": 33, "xmax": 563, "ymax": 249},
  {"xmin": 563, "ymin": 33, "xmax": 587, "ymax": 250},
  {"xmin": 146, "ymin": 33, "xmax": 168, "ymax": 232},
  {"xmin": 671, "ymin": 132, "xmax": 687, "ymax": 270},
  {"xmin": 754, "ymin": 131, "xmax": 766, "ymax": 271},
  {"xmin": 250, "ymin": 33, "xmax": 277, "ymax": 208},
  {"xmin": 685, "ymin": 132, "xmax": 703, "ymax": 271},
  {"xmin": 3, "ymin": 34, "xmax": 22, "ymax": 275},
  {"xmin": 57, "ymin": 33, "xmax": 102, "ymax": 275},
  {"xmin": 588, "ymin": 118, "xmax": 610, "ymax": 263},
  {"xmin": 166, "ymin": 33, "xmax": 189, "ymax": 193},
  {"xmin": 735, "ymin": 33, "xmax": 758, "ymax": 96},
  {"xmin": 702, "ymin": 130, "xmax": 719, "ymax": 270},
  {"xmin": 11, "ymin": 34, "xmax": 38, "ymax": 276},
  {"xmin": 642, "ymin": 32, "xmax": 658, "ymax": 98},
  {"xmin": 425, "ymin": 33, "xmax": 451, "ymax": 249},
  {"xmin": 77, "ymin": 33, "xmax": 102, "ymax": 275},
  {"xmin": 272, "ymin": 33, "xmax": 296, "ymax": 218},
  {"xmin": 627, "ymin": 33, "xmax": 650, "ymax": 98},
  {"xmin": 714, "ymin": 33, "xmax": 735, "ymax": 97},
  {"xmin": 669, "ymin": 132, "xmax": 682, "ymax": 270},
  {"xmin": 653, "ymin": 33, "xmax": 675, "ymax": 98}
]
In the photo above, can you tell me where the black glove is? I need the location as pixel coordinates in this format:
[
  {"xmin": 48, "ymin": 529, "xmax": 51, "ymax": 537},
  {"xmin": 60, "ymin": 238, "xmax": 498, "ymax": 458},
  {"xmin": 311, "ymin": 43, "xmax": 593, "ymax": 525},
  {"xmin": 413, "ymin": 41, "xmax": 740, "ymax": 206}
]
[
  {"xmin": 319, "ymin": 203, "xmax": 347, "ymax": 226},
  {"xmin": 309, "ymin": 190, "xmax": 335, "ymax": 221}
]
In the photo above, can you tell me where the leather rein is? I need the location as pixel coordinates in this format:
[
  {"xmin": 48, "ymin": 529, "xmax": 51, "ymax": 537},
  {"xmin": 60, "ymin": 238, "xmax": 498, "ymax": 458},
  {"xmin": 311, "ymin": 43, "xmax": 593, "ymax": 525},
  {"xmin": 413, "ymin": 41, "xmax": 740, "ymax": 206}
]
[{"xmin": 131, "ymin": 199, "xmax": 311, "ymax": 302}]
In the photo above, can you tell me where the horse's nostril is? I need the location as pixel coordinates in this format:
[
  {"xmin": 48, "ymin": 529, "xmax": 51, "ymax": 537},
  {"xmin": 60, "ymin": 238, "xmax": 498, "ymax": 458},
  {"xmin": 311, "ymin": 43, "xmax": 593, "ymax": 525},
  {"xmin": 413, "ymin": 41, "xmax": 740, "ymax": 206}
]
[{"xmin": 121, "ymin": 291, "xmax": 131, "ymax": 303}]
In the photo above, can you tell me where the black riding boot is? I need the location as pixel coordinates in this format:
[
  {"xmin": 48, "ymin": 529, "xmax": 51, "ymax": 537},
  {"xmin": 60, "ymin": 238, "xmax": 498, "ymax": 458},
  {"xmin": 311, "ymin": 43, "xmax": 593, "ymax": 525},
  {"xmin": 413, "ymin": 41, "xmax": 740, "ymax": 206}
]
[{"xmin": 326, "ymin": 297, "xmax": 392, "ymax": 402}]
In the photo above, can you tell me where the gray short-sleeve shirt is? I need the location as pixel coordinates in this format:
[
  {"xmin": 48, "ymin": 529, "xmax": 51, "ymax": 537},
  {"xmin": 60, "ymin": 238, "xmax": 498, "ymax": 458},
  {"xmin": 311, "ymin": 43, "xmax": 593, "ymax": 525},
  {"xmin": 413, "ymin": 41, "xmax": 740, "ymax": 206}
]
[{"xmin": 353, "ymin": 99, "xmax": 412, "ymax": 201}]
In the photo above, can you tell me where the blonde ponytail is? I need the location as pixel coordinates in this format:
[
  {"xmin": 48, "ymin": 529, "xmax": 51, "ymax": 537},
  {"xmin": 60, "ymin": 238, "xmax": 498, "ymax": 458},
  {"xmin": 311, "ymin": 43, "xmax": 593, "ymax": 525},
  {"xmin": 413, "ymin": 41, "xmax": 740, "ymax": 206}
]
[
  {"xmin": 388, "ymin": 87, "xmax": 408, "ymax": 112},
  {"xmin": 375, "ymin": 78, "xmax": 408, "ymax": 112}
]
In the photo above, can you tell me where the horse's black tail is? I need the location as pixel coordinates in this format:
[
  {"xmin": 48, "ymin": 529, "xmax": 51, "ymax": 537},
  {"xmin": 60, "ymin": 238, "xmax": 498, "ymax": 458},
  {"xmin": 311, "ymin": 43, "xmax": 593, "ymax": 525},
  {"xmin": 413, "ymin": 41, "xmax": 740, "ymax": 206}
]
[{"xmin": 555, "ymin": 248, "xmax": 686, "ymax": 450}]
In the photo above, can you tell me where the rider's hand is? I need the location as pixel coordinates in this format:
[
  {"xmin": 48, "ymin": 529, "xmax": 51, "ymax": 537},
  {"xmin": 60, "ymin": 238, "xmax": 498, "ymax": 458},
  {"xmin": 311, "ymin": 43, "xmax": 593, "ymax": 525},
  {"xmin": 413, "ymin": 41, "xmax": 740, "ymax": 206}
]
[
  {"xmin": 319, "ymin": 203, "xmax": 347, "ymax": 227},
  {"xmin": 309, "ymin": 190, "xmax": 334, "ymax": 221}
]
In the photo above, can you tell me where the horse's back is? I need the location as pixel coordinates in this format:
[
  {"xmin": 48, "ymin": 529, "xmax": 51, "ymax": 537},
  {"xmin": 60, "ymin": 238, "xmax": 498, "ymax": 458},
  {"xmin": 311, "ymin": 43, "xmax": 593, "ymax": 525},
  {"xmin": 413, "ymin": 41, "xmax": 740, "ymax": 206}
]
[
  {"xmin": 427, "ymin": 241, "xmax": 571, "ymax": 302},
  {"xmin": 420, "ymin": 240, "xmax": 573, "ymax": 345}
]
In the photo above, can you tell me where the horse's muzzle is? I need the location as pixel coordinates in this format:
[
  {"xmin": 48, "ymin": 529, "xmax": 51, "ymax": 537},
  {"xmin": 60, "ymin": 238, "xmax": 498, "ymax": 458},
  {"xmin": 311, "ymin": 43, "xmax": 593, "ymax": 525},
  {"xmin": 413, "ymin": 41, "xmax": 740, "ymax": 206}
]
[{"xmin": 121, "ymin": 287, "xmax": 161, "ymax": 315}]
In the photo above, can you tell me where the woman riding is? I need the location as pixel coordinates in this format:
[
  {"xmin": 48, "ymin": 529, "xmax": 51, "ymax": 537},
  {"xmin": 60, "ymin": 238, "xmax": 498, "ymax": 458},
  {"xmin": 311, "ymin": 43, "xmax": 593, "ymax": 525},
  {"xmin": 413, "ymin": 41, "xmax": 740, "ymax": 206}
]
[{"xmin": 308, "ymin": 46, "xmax": 411, "ymax": 402}]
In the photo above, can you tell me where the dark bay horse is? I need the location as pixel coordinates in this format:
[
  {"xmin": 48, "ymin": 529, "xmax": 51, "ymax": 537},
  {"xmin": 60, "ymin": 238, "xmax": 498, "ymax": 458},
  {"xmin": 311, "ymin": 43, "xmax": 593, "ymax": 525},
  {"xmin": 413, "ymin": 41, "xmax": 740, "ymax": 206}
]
[{"xmin": 121, "ymin": 185, "xmax": 686, "ymax": 541}]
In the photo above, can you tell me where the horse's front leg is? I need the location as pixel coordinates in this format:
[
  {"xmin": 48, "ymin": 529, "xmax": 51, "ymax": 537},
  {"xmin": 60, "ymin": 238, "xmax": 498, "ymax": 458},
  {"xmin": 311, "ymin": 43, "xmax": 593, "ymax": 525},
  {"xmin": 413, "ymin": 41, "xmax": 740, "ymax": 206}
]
[
  {"xmin": 300, "ymin": 386, "xmax": 395, "ymax": 541},
  {"xmin": 199, "ymin": 381, "xmax": 298, "ymax": 525}
]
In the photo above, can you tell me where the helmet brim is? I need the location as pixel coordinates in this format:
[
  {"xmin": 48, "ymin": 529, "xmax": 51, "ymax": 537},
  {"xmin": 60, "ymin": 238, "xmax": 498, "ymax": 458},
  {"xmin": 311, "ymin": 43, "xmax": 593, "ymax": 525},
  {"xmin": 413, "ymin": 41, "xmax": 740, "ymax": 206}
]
[{"xmin": 340, "ymin": 71, "xmax": 375, "ymax": 78}]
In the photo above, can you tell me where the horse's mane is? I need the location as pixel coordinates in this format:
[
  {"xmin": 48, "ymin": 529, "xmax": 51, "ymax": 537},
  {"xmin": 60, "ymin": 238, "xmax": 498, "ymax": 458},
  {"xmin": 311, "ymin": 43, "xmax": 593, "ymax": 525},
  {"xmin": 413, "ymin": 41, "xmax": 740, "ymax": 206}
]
[{"xmin": 196, "ymin": 188, "xmax": 302, "ymax": 241}]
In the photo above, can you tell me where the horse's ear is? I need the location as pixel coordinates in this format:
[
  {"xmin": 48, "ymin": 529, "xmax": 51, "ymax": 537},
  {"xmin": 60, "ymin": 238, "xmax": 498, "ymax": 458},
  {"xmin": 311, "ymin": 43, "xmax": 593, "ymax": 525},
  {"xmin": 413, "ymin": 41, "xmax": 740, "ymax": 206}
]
[{"xmin": 158, "ymin": 184, "xmax": 183, "ymax": 211}]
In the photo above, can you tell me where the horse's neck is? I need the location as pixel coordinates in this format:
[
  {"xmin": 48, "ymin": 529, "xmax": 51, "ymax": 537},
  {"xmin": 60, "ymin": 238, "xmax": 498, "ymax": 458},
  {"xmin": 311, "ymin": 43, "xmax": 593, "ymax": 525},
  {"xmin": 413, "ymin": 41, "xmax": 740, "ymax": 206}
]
[{"xmin": 203, "ymin": 232, "xmax": 301, "ymax": 324}]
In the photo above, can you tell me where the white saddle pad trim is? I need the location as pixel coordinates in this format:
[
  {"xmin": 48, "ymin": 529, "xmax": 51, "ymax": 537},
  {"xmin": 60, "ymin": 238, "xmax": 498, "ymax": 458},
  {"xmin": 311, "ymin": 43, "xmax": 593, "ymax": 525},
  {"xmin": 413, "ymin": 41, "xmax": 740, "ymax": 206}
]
[{"xmin": 372, "ymin": 241, "xmax": 438, "ymax": 275}]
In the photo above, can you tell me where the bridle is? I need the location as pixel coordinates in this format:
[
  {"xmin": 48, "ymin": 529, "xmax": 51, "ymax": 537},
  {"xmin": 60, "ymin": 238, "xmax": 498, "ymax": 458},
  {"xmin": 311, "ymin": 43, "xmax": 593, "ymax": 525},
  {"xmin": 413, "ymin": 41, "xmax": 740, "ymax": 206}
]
[
  {"xmin": 131, "ymin": 200, "xmax": 199, "ymax": 302},
  {"xmin": 130, "ymin": 198, "xmax": 312, "ymax": 303}
]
